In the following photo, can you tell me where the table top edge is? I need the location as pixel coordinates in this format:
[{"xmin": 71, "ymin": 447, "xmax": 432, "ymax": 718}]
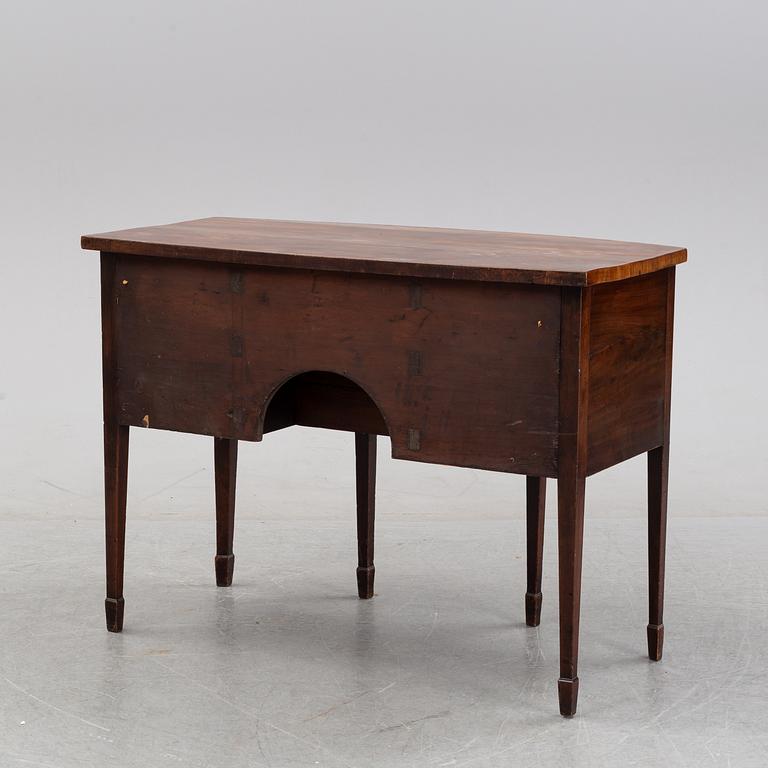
[{"xmin": 81, "ymin": 217, "xmax": 687, "ymax": 287}]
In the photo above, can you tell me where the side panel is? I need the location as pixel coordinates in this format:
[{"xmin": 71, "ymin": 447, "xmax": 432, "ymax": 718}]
[
  {"xmin": 586, "ymin": 269, "xmax": 670, "ymax": 475},
  {"xmin": 111, "ymin": 255, "xmax": 561, "ymax": 476}
]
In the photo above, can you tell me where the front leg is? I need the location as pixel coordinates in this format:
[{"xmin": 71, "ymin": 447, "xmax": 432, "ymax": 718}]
[
  {"xmin": 648, "ymin": 266, "xmax": 675, "ymax": 661},
  {"xmin": 101, "ymin": 253, "xmax": 129, "ymax": 632},
  {"xmin": 647, "ymin": 444, "xmax": 668, "ymax": 660},
  {"xmin": 556, "ymin": 285, "xmax": 590, "ymax": 716},
  {"xmin": 557, "ymin": 471, "xmax": 586, "ymax": 716},
  {"xmin": 104, "ymin": 423, "xmax": 129, "ymax": 632}
]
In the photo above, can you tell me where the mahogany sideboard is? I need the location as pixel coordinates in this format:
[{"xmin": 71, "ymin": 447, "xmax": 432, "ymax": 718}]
[{"xmin": 82, "ymin": 217, "xmax": 686, "ymax": 716}]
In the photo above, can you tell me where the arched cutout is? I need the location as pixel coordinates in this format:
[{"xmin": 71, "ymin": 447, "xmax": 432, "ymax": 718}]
[{"xmin": 262, "ymin": 371, "xmax": 390, "ymax": 437}]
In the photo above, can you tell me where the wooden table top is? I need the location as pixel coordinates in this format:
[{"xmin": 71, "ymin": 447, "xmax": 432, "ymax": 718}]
[{"xmin": 82, "ymin": 217, "xmax": 686, "ymax": 286}]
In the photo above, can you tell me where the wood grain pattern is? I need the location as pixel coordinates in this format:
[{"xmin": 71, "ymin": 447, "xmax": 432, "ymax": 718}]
[
  {"xmin": 82, "ymin": 217, "xmax": 687, "ymax": 287},
  {"xmin": 111, "ymin": 256, "xmax": 562, "ymax": 477},
  {"xmin": 586, "ymin": 270, "xmax": 669, "ymax": 475}
]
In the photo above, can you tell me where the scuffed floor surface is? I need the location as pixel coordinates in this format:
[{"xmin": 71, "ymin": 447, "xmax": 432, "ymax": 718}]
[{"xmin": 1, "ymin": 516, "xmax": 767, "ymax": 768}]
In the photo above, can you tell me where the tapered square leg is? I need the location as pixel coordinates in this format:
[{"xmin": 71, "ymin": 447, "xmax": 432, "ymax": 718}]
[
  {"xmin": 647, "ymin": 268, "xmax": 675, "ymax": 662},
  {"xmin": 104, "ymin": 423, "xmax": 129, "ymax": 632},
  {"xmin": 647, "ymin": 444, "xmax": 669, "ymax": 661},
  {"xmin": 557, "ymin": 473, "xmax": 586, "ymax": 717},
  {"xmin": 555, "ymin": 286, "xmax": 590, "ymax": 716},
  {"xmin": 355, "ymin": 433, "xmax": 377, "ymax": 599},
  {"xmin": 214, "ymin": 438, "xmax": 238, "ymax": 587},
  {"xmin": 525, "ymin": 476, "xmax": 546, "ymax": 626},
  {"xmin": 101, "ymin": 253, "xmax": 130, "ymax": 633}
]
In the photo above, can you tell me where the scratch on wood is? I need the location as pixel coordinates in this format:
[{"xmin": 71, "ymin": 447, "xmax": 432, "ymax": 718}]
[
  {"xmin": 410, "ymin": 284, "xmax": 423, "ymax": 309},
  {"xmin": 142, "ymin": 414, "xmax": 150, "ymax": 428},
  {"xmin": 408, "ymin": 428, "xmax": 421, "ymax": 451}
]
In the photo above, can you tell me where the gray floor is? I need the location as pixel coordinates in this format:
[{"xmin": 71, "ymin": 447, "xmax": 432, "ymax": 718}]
[{"xmin": 2, "ymin": 512, "xmax": 767, "ymax": 768}]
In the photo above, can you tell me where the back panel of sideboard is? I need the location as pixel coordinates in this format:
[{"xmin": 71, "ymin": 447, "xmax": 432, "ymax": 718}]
[{"xmin": 108, "ymin": 255, "xmax": 561, "ymax": 476}]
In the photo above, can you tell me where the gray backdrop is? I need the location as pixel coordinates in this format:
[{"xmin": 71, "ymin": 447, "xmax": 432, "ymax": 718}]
[{"xmin": 1, "ymin": 0, "xmax": 766, "ymax": 529}]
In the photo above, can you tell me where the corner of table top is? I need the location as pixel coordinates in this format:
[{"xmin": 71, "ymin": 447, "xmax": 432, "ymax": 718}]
[{"xmin": 584, "ymin": 247, "xmax": 687, "ymax": 287}]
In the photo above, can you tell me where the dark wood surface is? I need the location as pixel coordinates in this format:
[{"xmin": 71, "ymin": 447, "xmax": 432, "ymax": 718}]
[
  {"xmin": 82, "ymin": 217, "xmax": 686, "ymax": 287},
  {"xmin": 214, "ymin": 438, "xmax": 237, "ymax": 587},
  {"xmin": 265, "ymin": 372, "xmax": 388, "ymax": 437},
  {"xmin": 101, "ymin": 253, "xmax": 129, "ymax": 633},
  {"xmin": 90, "ymin": 219, "xmax": 684, "ymax": 717},
  {"xmin": 555, "ymin": 286, "xmax": 591, "ymax": 717},
  {"xmin": 109, "ymin": 256, "xmax": 561, "ymax": 477},
  {"xmin": 587, "ymin": 270, "xmax": 669, "ymax": 475},
  {"xmin": 647, "ymin": 267, "xmax": 675, "ymax": 662},
  {"xmin": 525, "ymin": 477, "xmax": 546, "ymax": 627},
  {"xmin": 355, "ymin": 434, "xmax": 377, "ymax": 600}
]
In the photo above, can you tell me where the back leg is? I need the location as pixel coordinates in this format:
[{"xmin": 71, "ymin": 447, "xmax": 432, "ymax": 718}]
[
  {"xmin": 355, "ymin": 433, "xmax": 376, "ymax": 599},
  {"xmin": 525, "ymin": 476, "xmax": 546, "ymax": 626},
  {"xmin": 214, "ymin": 438, "xmax": 238, "ymax": 587}
]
